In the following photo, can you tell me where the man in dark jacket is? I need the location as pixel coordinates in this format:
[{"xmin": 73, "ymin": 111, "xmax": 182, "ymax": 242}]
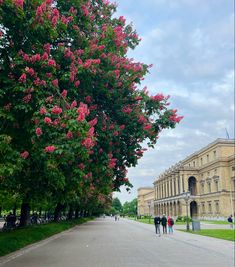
[
  {"xmin": 161, "ymin": 214, "xmax": 167, "ymax": 234},
  {"xmin": 154, "ymin": 215, "xmax": 161, "ymax": 236}
]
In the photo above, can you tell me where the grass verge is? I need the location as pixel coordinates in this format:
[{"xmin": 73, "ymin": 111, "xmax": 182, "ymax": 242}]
[
  {"xmin": 0, "ymin": 217, "xmax": 92, "ymax": 257},
  {"xmin": 179, "ymin": 229, "xmax": 235, "ymax": 242}
]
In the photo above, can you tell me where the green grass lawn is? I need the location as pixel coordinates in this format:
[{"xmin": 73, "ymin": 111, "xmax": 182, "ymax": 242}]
[
  {"xmin": 180, "ymin": 229, "xmax": 235, "ymax": 242},
  {"xmin": 0, "ymin": 218, "xmax": 92, "ymax": 257}
]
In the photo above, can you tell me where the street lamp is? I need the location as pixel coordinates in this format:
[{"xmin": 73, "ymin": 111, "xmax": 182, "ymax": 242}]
[
  {"xmin": 147, "ymin": 201, "xmax": 151, "ymax": 223},
  {"xmin": 183, "ymin": 191, "xmax": 191, "ymax": 231}
]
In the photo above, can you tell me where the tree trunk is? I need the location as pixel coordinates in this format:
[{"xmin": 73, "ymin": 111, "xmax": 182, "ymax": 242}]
[
  {"xmin": 75, "ymin": 207, "xmax": 79, "ymax": 219},
  {"xmin": 13, "ymin": 204, "xmax": 17, "ymax": 216},
  {"xmin": 54, "ymin": 203, "xmax": 63, "ymax": 222},
  {"xmin": 68, "ymin": 206, "xmax": 73, "ymax": 220},
  {"xmin": 20, "ymin": 202, "xmax": 30, "ymax": 227},
  {"xmin": 0, "ymin": 206, "xmax": 2, "ymax": 217}
]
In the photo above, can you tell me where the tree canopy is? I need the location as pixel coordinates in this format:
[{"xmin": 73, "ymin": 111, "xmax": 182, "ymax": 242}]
[{"xmin": 0, "ymin": 0, "xmax": 182, "ymax": 224}]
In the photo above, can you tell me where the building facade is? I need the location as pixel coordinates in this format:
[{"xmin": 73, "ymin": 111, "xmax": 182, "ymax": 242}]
[
  {"xmin": 138, "ymin": 139, "xmax": 235, "ymax": 220},
  {"xmin": 137, "ymin": 187, "xmax": 154, "ymax": 217}
]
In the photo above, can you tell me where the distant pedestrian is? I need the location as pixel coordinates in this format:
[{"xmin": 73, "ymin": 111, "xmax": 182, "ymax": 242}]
[
  {"xmin": 227, "ymin": 215, "xmax": 233, "ymax": 229},
  {"xmin": 115, "ymin": 215, "xmax": 118, "ymax": 221},
  {"xmin": 167, "ymin": 216, "xmax": 174, "ymax": 234},
  {"xmin": 154, "ymin": 215, "xmax": 161, "ymax": 236},
  {"xmin": 161, "ymin": 214, "xmax": 167, "ymax": 234}
]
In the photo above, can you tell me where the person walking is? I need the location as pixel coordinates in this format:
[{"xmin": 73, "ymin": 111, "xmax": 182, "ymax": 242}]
[
  {"xmin": 167, "ymin": 216, "xmax": 174, "ymax": 234},
  {"xmin": 161, "ymin": 214, "xmax": 167, "ymax": 234},
  {"xmin": 154, "ymin": 215, "xmax": 161, "ymax": 236},
  {"xmin": 227, "ymin": 215, "xmax": 233, "ymax": 229}
]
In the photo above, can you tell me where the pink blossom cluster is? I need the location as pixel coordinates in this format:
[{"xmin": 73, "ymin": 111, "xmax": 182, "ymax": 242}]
[
  {"xmin": 108, "ymin": 158, "xmax": 117, "ymax": 169},
  {"xmin": 13, "ymin": 0, "xmax": 24, "ymax": 9},
  {"xmin": 51, "ymin": 105, "xmax": 62, "ymax": 115},
  {"xmin": 44, "ymin": 145, "xmax": 55, "ymax": 153},
  {"xmin": 81, "ymin": 137, "xmax": 94, "ymax": 149},
  {"xmin": 36, "ymin": 127, "xmax": 42, "ymax": 137},
  {"xmin": 66, "ymin": 131, "xmax": 73, "ymax": 139},
  {"xmin": 20, "ymin": 150, "xmax": 29, "ymax": 159},
  {"xmin": 169, "ymin": 109, "xmax": 184, "ymax": 123},
  {"xmin": 76, "ymin": 102, "xmax": 89, "ymax": 122},
  {"xmin": 151, "ymin": 93, "xmax": 165, "ymax": 102}
]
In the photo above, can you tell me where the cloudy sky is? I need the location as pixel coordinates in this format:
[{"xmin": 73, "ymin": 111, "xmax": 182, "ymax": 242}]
[{"xmin": 113, "ymin": 0, "xmax": 234, "ymax": 203}]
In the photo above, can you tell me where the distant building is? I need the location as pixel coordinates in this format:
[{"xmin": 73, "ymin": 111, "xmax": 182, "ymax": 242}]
[
  {"xmin": 137, "ymin": 139, "xmax": 235, "ymax": 220},
  {"xmin": 137, "ymin": 187, "xmax": 154, "ymax": 217}
]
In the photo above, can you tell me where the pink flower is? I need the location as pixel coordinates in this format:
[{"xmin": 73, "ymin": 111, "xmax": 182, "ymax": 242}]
[
  {"xmin": 85, "ymin": 95, "xmax": 92, "ymax": 103},
  {"xmin": 143, "ymin": 124, "xmax": 152, "ymax": 130},
  {"xmin": 78, "ymin": 163, "xmax": 85, "ymax": 170},
  {"xmin": 20, "ymin": 151, "xmax": 29, "ymax": 159},
  {"xmin": 13, "ymin": 0, "xmax": 24, "ymax": 9},
  {"xmin": 31, "ymin": 54, "xmax": 41, "ymax": 63},
  {"xmin": 36, "ymin": 127, "xmax": 42, "ymax": 137},
  {"xmin": 52, "ymin": 79, "xmax": 58, "ymax": 87},
  {"xmin": 88, "ymin": 118, "xmax": 97, "ymax": 127},
  {"xmin": 108, "ymin": 158, "xmax": 117, "ymax": 169},
  {"xmin": 71, "ymin": 100, "xmax": 77, "ymax": 108},
  {"xmin": 114, "ymin": 69, "xmax": 120, "ymax": 79},
  {"xmin": 119, "ymin": 125, "xmax": 125, "ymax": 130},
  {"xmin": 44, "ymin": 145, "xmax": 55, "ymax": 153},
  {"xmin": 66, "ymin": 131, "xmax": 73, "ymax": 139},
  {"xmin": 77, "ymin": 113, "xmax": 85, "ymax": 122},
  {"xmin": 81, "ymin": 138, "xmax": 94, "ymax": 149},
  {"xmin": 23, "ymin": 94, "xmax": 32, "ymax": 103},
  {"xmin": 152, "ymin": 93, "xmax": 165, "ymax": 102},
  {"xmin": 42, "ymin": 52, "xmax": 49, "ymax": 61},
  {"xmin": 19, "ymin": 73, "xmax": 26, "ymax": 83},
  {"xmin": 122, "ymin": 107, "xmax": 132, "ymax": 114},
  {"xmin": 25, "ymin": 67, "xmax": 35, "ymax": 76},
  {"xmin": 40, "ymin": 107, "xmax": 47, "ymax": 115},
  {"xmin": 51, "ymin": 105, "xmax": 62, "ymax": 114},
  {"xmin": 48, "ymin": 59, "xmax": 56, "ymax": 67},
  {"xmin": 74, "ymin": 80, "xmax": 80, "ymax": 88},
  {"xmin": 44, "ymin": 117, "xmax": 52, "ymax": 124},
  {"xmin": 61, "ymin": 90, "xmax": 67, "ymax": 97}
]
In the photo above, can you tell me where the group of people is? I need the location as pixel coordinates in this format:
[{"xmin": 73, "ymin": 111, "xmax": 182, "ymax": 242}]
[{"xmin": 154, "ymin": 214, "xmax": 174, "ymax": 236}]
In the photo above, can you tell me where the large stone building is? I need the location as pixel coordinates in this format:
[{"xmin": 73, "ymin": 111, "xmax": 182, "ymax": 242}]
[{"xmin": 137, "ymin": 139, "xmax": 235, "ymax": 220}]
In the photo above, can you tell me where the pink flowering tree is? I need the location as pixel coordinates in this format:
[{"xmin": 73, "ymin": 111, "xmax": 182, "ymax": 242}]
[{"xmin": 0, "ymin": 0, "xmax": 183, "ymax": 224}]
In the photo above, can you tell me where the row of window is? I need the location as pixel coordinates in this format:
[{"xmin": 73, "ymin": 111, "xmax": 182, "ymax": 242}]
[
  {"xmin": 188, "ymin": 150, "xmax": 217, "ymax": 167},
  {"xmin": 201, "ymin": 179, "xmax": 219, "ymax": 194},
  {"xmin": 201, "ymin": 201, "xmax": 219, "ymax": 213}
]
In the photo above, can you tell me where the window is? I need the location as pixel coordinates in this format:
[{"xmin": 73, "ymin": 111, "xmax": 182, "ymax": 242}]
[
  {"xmin": 201, "ymin": 158, "xmax": 203, "ymax": 165},
  {"xmin": 215, "ymin": 202, "xmax": 219, "ymax": 213},
  {"xmin": 201, "ymin": 183, "xmax": 204, "ymax": 194},
  {"xmin": 213, "ymin": 150, "xmax": 216, "ymax": 159},
  {"xmin": 193, "ymin": 161, "xmax": 195, "ymax": 167},
  {"xmin": 207, "ymin": 154, "xmax": 209, "ymax": 163},
  {"xmin": 208, "ymin": 202, "xmax": 212, "ymax": 213},
  {"xmin": 208, "ymin": 182, "xmax": 211, "ymax": 193},
  {"xmin": 202, "ymin": 203, "xmax": 205, "ymax": 213},
  {"xmin": 207, "ymin": 172, "xmax": 210, "ymax": 178},
  {"xmin": 215, "ymin": 181, "xmax": 219, "ymax": 192}
]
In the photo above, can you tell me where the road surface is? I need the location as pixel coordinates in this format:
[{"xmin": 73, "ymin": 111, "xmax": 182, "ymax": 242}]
[{"xmin": 0, "ymin": 217, "xmax": 234, "ymax": 267}]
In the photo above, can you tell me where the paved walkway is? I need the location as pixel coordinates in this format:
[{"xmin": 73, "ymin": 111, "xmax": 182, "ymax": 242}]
[{"xmin": 0, "ymin": 217, "xmax": 234, "ymax": 267}]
